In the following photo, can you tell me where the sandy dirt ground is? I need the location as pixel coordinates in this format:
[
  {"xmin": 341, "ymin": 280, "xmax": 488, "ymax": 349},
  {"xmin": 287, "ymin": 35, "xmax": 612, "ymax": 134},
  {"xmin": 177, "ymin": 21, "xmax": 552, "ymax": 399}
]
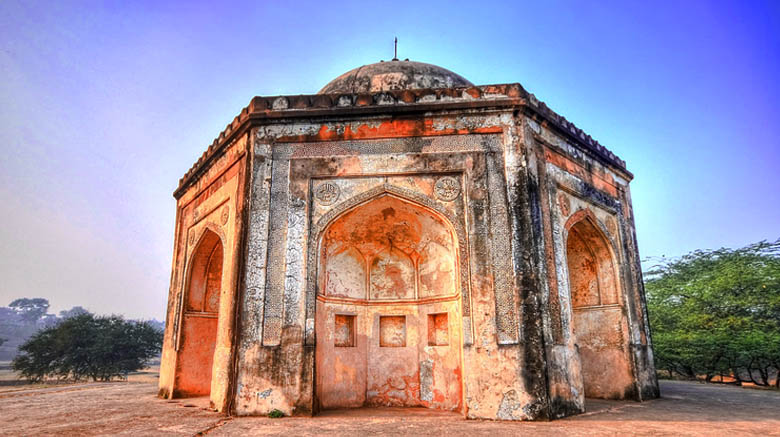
[{"xmin": 0, "ymin": 380, "xmax": 778, "ymax": 436}]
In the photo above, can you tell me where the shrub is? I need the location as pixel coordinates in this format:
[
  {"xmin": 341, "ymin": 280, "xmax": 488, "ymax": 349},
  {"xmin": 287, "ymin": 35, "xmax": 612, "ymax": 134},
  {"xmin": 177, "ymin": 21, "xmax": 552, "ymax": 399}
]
[{"xmin": 268, "ymin": 409, "xmax": 285, "ymax": 418}]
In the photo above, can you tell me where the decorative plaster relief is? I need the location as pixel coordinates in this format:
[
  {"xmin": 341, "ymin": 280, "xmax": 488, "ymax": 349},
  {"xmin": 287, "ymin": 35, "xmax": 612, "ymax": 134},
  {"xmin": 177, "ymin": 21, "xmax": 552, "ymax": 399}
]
[
  {"xmin": 486, "ymin": 153, "xmax": 521, "ymax": 344},
  {"xmin": 283, "ymin": 197, "xmax": 307, "ymax": 327},
  {"xmin": 558, "ymin": 193, "xmax": 571, "ymax": 218},
  {"xmin": 314, "ymin": 181, "xmax": 340, "ymax": 205},
  {"xmin": 240, "ymin": 146, "xmax": 273, "ymax": 350},
  {"xmin": 605, "ymin": 216, "xmax": 618, "ymax": 239},
  {"xmin": 220, "ymin": 205, "xmax": 229, "ymax": 225},
  {"xmin": 434, "ymin": 176, "xmax": 461, "ymax": 202}
]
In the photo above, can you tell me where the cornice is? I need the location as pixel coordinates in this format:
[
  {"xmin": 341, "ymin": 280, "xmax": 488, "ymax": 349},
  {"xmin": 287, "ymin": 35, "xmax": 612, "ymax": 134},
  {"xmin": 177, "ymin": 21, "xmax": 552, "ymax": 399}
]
[{"xmin": 174, "ymin": 84, "xmax": 630, "ymax": 199}]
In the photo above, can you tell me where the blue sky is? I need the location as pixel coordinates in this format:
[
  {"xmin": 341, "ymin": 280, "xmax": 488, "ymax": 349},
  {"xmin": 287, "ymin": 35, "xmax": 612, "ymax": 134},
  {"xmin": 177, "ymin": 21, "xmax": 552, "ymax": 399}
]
[{"xmin": 1, "ymin": 1, "xmax": 778, "ymax": 319}]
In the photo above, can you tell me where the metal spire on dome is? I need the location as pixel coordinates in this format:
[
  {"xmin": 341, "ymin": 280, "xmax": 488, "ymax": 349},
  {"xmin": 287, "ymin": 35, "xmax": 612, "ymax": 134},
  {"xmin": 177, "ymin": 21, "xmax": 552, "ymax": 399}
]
[{"xmin": 393, "ymin": 37, "xmax": 398, "ymax": 61}]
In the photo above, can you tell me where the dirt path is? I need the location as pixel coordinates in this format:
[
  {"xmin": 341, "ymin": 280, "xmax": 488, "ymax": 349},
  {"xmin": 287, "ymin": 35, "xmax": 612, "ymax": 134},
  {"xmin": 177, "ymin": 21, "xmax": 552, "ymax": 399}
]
[
  {"xmin": 0, "ymin": 380, "xmax": 778, "ymax": 436},
  {"xmin": 0, "ymin": 382, "xmax": 222, "ymax": 436}
]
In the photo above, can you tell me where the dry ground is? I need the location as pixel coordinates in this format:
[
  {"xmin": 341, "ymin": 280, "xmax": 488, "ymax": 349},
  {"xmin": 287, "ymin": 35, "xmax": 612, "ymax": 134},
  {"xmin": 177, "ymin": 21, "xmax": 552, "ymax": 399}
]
[{"xmin": 0, "ymin": 378, "xmax": 778, "ymax": 436}]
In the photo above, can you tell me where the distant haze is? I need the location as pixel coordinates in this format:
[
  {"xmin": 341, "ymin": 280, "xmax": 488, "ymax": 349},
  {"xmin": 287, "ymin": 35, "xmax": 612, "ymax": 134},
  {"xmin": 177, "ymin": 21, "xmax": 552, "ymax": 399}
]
[{"xmin": 1, "ymin": 1, "xmax": 778, "ymax": 319}]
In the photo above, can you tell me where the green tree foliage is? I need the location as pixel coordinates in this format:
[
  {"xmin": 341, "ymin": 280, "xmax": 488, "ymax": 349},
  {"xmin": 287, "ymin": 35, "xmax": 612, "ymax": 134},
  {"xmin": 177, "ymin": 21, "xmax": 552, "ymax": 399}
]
[
  {"xmin": 645, "ymin": 239, "xmax": 780, "ymax": 387},
  {"xmin": 9, "ymin": 298, "xmax": 50, "ymax": 323},
  {"xmin": 0, "ymin": 299, "xmax": 54, "ymax": 361},
  {"xmin": 59, "ymin": 306, "xmax": 90, "ymax": 319},
  {"xmin": 11, "ymin": 313, "xmax": 163, "ymax": 382}
]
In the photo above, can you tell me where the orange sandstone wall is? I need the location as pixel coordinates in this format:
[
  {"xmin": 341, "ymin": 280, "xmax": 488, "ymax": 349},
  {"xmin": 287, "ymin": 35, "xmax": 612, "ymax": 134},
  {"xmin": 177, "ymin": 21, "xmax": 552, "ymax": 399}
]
[{"xmin": 159, "ymin": 133, "xmax": 249, "ymax": 412}]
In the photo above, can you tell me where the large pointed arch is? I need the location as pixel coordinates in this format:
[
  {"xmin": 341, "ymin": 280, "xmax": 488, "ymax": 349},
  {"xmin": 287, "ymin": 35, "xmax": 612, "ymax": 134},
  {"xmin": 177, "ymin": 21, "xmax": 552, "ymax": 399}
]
[
  {"xmin": 304, "ymin": 183, "xmax": 471, "ymax": 343},
  {"xmin": 563, "ymin": 210, "xmax": 621, "ymax": 308},
  {"xmin": 174, "ymin": 228, "xmax": 224, "ymax": 397},
  {"xmin": 563, "ymin": 208, "xmax": 634, "ymax": 399},
  {"xmin": 311, "ymin": 185, "xmax": 466, "ymax": 411}
]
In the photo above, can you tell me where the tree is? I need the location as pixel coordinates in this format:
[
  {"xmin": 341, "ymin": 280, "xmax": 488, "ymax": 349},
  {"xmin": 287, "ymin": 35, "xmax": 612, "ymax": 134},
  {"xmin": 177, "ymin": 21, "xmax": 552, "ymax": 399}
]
[
  {"xmin": 12, "ymin": 313, "xmax": 163, "ymax": 382},
  {"xmin": 59, "ymin": 306, "xmax": 90, "ymax": 319},
  {"xmin": 9, "ymin": 298, "xmax": 50, "ymax": 324},
  {"xmin": 645, "ymin": 239, "xmax": 780, "ymax": 387}
]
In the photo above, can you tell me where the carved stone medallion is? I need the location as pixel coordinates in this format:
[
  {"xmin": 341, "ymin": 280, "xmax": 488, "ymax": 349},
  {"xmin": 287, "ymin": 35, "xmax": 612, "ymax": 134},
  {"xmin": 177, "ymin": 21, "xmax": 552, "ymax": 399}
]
[
  {"xmin": 220, "ymin": 205, "xmax": 230, "ymax": 225},
  {"xmin": 434, "ymin": 176, "xmax": 461, "ymax": 202},
  {"xmin": 557, "ymin": 193, "xmax": 571, "ymax": 217},
  {"xmin": 314, "ymin": 181, "xmax": 340, "ymax": 205}
]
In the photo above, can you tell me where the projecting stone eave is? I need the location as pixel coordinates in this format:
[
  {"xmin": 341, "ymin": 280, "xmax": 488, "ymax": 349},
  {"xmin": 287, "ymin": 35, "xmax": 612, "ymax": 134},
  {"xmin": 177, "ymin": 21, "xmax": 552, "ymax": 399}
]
[{"xmin": 174, "ymin": 83, "xmax": 632, "ymax": 199}]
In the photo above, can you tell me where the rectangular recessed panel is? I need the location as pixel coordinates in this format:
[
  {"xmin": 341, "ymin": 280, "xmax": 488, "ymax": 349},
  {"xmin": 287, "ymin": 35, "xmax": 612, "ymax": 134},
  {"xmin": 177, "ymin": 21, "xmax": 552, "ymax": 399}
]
[
  {"xmin": 334, "ymin": 314, "xmax": 355, "ymax": 347},
  {"xmin": 379, "ymin": 315, "xmax": 406, "ymax": 347},
  {"xmin": 427, "ymin": 313, "xmax": 449, "ymax": 346}
]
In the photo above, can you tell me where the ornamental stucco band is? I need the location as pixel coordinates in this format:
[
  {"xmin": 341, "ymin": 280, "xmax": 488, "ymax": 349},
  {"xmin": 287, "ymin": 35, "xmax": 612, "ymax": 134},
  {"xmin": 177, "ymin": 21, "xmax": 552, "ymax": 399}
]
[{"xmin": 239, "ymin": 145, "xmax": 273, "ymax": 350}]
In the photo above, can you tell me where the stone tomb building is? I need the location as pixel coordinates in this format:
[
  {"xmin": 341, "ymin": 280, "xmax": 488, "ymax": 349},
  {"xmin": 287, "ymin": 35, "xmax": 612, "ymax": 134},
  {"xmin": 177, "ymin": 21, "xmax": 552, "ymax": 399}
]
[{"xmin": 158, "ymin": 60, "xmax": 659, "ymax": 420}]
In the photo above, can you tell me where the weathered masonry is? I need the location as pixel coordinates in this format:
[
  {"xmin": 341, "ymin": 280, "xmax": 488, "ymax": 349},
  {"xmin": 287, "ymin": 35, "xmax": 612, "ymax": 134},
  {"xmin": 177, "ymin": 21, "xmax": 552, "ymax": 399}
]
[{"xmin": 158, "ymin": 60, "xmax": 659, "ymax": 420}]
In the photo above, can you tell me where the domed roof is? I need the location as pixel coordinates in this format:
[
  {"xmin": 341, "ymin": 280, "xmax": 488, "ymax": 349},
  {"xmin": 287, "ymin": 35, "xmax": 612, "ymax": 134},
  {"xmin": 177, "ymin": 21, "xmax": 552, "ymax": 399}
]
[{"xmin": 319, "ymin": 60, "xmax": 473, "ymax": 94}]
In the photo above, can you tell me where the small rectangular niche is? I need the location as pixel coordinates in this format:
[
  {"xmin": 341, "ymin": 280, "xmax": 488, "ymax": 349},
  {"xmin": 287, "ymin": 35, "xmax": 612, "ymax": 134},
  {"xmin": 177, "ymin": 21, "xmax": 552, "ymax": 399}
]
[
  {"xmin": 427, "ymin": 313, "xmax": 449, "ymax": 346},
  {"xmin": 334, "ymin": 314, "xmax": 356, "ymax": 347},
  {"xmin": 379, "ymin": 315, "xmax": 406, "ymax": 347}
]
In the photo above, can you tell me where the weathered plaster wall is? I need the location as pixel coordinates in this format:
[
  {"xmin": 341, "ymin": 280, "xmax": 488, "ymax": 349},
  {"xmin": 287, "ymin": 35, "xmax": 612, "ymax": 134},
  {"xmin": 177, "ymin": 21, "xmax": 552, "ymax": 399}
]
[
  {"xmin": 159, "ymin": 134, "xmax": 249, "ymax": 412},
  {"xmin": 314, "ymin": 193, "xmax": 462, "ymax": 411},
  {"xmin": 232, "ymin": 114, "xmax": 550, "ymax": 419},
  {"xmin": 175, "ymin": 230, "xmax": 222, "ymax": 396},
  {"xmin": 315, "ymin": 299, "xmax": 463, "ymax": 410},
  {"xmin": 566, "ymin": 218, "xmax": 634, "ymax": 399},
  {"xmin": 522, "ymin": 115, "xmax": 659, "ymax": 417},
  {"xmin": 163, "ymin": 85, "xmax": 659, "ymax": 420}
]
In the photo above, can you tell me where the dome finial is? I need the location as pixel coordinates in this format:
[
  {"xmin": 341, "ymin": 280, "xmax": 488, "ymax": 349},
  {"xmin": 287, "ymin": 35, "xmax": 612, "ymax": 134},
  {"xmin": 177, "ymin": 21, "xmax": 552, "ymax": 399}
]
[{"xmin": 393, "ymin": 37, "xmax": 398, "ymax": 61}]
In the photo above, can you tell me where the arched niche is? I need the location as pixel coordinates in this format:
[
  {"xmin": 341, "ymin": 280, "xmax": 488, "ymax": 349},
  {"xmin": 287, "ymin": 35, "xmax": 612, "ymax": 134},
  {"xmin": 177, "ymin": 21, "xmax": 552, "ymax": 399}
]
[
  {"xmin": 175, "ymin": 228, "xmax": 223, "ymax": 397},
  {"xmin": 315, "ymin": 193, "xmax": 464, "ymax": 411},
  {"xmin": 565, "ymin": 211, "xmax": 634, "ymax": 400}
]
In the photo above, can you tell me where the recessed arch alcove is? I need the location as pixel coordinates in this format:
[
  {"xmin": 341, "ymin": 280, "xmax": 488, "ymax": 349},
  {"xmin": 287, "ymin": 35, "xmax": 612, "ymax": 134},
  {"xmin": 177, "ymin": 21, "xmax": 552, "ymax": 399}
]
[
  {"xmin": 175, "ymin": 228, "xmax": 223, "ymax": 397},
  {"xmin": 564, "ymin": 211, "xmax": 634, "ymax": 400},
  {"xmin": 314, "ymin": 192, "xmax": 463, "ymax": 411}
]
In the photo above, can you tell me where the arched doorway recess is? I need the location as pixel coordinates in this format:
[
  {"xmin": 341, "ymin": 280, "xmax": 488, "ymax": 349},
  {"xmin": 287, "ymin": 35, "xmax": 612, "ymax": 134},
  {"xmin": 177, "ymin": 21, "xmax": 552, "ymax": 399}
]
[
  {"xmin": 175, "ymin": 229, "xmax": 223, "ymax": 397},
  {"xmin": 565, "ymin": 214, "xmax": 634, "ymax": 399},
  {"xmin": 315, "ymin": 193, "xmax": 463, "ymax": 411}
]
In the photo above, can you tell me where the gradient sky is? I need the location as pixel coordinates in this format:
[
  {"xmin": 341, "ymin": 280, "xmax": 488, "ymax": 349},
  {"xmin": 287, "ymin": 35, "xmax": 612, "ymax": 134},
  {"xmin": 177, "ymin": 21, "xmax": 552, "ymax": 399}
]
[{"xmin": 1, "ymin": 1, "xmax": 778, "ymax": 319}]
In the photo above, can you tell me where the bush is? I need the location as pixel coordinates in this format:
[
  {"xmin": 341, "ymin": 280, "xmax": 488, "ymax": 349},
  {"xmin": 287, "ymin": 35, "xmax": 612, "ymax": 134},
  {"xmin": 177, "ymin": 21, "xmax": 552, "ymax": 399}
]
[
  {"xmin": 12, "ymin": 313, "xmax": 162, "ymax": 382},
  {"xmin": 268, "ymin": 409, "xmax": 285, "ymax": 418}
]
